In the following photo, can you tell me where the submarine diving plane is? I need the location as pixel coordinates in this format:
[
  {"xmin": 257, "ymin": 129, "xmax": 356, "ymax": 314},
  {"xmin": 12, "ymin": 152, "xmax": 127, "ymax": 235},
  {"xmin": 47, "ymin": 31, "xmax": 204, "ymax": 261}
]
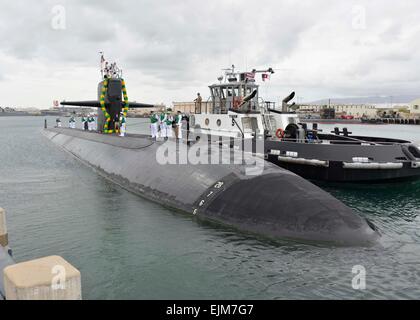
[
  {"xmin": 43, "ymin": 59, "xmax": 379, "ymax": 246},
  {"xmin": 187, "ymin": 65, "xmax": 420, "ymax": 182}
]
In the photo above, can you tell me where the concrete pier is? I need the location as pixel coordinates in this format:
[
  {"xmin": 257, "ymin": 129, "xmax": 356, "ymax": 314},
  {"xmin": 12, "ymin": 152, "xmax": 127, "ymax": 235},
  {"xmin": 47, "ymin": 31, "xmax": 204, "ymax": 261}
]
[
  {"xmin": 379, "ymin": 118, "xmax": 420, "ymax": 125},
  {"xmin": 0, "ymin": 207, "xmax": 82, "ymax": 300},
  {"xmin": 3, "ymin": 255, "xmax": 82, "ymax": 300}
]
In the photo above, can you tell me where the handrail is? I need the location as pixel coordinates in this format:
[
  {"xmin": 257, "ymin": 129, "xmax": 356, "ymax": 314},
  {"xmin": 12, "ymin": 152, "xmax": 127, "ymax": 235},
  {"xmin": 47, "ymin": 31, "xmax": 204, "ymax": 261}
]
[{"xmin": 210, "ymin": 135, "xmax": 406, "ymax": 146}]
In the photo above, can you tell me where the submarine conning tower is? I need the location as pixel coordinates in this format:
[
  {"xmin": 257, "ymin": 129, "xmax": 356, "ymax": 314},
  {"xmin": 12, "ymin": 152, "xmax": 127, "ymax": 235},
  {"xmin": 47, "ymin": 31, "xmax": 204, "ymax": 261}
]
[
  {"xmin": 60, "ymin": 54, "xmax": 155, "ymax": 133},
  {"xmin": 96, "ymin": 78, "xmax": 124, "ymax": 132}
]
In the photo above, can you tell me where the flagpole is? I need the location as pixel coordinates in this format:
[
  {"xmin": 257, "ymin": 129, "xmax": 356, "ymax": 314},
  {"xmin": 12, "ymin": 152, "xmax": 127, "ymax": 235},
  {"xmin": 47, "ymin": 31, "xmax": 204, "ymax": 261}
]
[{"xmin": 99, "ymin": 51, "xmax": 104, "ymax": 79}]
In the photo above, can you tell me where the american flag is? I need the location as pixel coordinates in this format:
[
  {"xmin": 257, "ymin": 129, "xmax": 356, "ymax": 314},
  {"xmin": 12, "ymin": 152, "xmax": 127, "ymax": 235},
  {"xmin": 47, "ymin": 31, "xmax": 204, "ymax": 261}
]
[
  {"xmin": 244, "ymin": 72, "xmax": 255, "ymax": 80},
  {"xmin": 100, "ymin": 53, "xmax": 105, "ymax": 71}
]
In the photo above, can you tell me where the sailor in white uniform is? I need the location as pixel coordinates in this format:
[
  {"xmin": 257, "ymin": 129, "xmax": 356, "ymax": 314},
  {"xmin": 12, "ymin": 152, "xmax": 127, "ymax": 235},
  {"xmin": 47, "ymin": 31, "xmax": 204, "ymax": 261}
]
[
  {"xmin": 159, "ymin": 111, "xmax": 167, "ymax": 140},
  {"xmin": 150, "ymin": 111, "xmax": 159, "ymax": 140},
  {"xmin": 119, "ymin": 113, "xmax": 126, "ymax": 137},
  {"xmin": 69, "ymin": 116, "xmax": 75, "ymax": 129},
  {"xmin": 81, "ymin": 116, "xmax": 88, "ymax": 131},
  {"xmin": 87, "ymin": 116, "xmax": 92, "ymax": 131},
  {"xmin": 91, "ymin": 116, "xmax": 96, "ymax": 131},
  {"xmin": 175, "ymin": 111, "xmax": 183, "ymax": 140},
  {"xmin": 165, "ymin": 112, "xmax": 173, "ymax": 139}
]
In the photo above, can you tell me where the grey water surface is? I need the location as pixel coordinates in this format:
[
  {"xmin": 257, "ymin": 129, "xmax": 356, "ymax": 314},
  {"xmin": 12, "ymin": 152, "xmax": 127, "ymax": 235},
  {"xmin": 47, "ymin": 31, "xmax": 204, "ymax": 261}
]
[{"xmin": 0, "ymin": 116, "xmax": 419, "ymax": 299}]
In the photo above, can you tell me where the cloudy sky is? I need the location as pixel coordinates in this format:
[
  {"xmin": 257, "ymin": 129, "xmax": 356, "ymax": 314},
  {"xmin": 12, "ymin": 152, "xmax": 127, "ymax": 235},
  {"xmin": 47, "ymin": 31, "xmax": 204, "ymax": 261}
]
[{"xmin": 1, "ymin": 0, "xmax": 420, "ymax": 108}]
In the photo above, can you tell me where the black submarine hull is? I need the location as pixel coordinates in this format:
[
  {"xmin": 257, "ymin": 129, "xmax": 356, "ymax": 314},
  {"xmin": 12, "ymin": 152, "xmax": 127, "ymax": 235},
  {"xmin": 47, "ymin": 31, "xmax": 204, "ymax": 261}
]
[{"xmin": 43, "ymin": 128, "xmax": 379, "ymax": 246}]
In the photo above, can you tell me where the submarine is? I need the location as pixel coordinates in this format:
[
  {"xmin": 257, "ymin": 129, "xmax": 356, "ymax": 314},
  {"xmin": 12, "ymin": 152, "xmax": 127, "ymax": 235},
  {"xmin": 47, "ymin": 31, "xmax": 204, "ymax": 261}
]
[{"xmin": 43, "ymin": 58, "xmax": 379, "ymax": 246}]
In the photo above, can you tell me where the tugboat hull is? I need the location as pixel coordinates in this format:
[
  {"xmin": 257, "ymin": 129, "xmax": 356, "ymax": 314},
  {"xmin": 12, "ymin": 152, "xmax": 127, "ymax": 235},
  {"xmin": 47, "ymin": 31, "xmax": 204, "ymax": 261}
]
[
  {"xmin": 264, "ymin": 137, "xmax": 420, "ymax": 182},
  {"xmin": 43, "ymin": 128, "xmax": 379, "ymax": 246}
]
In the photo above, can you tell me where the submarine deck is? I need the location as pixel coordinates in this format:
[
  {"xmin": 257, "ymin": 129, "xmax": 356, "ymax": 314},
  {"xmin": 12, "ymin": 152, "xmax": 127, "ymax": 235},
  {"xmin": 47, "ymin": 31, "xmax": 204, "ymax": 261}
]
[{"xmin": 46, "ymin": 127, "xmax": 153, "ymax": 149}]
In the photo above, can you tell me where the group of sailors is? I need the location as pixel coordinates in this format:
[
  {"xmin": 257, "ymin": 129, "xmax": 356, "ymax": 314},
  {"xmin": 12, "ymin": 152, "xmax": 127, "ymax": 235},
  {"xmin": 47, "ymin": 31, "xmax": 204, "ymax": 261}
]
[
  {"xmin": 150, "ymin": 110, "xmax": 184, "ymax": 140},
  {"xmin": 55, "ymin": 115, "xmax": 97, "ymax": 131},
  {"xmin": 80, "ymin": 115, "xmax": 97, "ymax": 131},
  {"xmin": 55, "ymin": 113, "xmax": 128, "ymax": 136},
  {"xmin": 56, "ymin": 110, "xmax": 184, "ymax": 140}
]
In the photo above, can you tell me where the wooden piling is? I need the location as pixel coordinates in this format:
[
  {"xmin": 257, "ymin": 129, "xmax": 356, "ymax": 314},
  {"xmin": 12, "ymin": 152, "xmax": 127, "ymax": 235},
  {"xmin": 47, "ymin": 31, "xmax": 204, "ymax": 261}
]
[{"xmin": 0, "ymin": 208, "xmax": 8, "ymax": 248}]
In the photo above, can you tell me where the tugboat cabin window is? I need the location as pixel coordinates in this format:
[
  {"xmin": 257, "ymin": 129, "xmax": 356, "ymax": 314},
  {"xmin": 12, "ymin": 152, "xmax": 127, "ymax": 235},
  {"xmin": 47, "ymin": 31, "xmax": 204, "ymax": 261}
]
[
  {"xmin": 210, "ymin": 83, "xmax": 259, "ymax": 114},
  {"xmin": 242, "ymin": 117, "xmax": 259, "ymax": 133},
  {"xmin": 210, "ymin": 86, "xmax": 229, "ymax": 114}
]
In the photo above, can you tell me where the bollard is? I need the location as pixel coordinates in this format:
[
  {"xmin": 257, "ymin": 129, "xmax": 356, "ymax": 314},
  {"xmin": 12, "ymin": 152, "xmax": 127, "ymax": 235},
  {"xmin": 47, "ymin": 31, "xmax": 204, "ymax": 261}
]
[
  {"xmin": 3, "ymin": 255, "xmax": 82, "ymax": 300},
  {"xmin": 0, "ymin": 208, "xmax": 8, "ymax": 247},
  {"xmin": 44, "ymin": 118, "xmax": 47, "ymax": 129}
]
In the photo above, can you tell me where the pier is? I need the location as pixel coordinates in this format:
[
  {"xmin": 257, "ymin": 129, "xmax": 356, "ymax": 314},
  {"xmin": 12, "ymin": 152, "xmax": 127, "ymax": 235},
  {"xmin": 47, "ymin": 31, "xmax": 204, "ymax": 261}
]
[
  {"xmin": 0, "ymin": 207, "xmax": 82, "ymax": 300},
  {"xmin": 379, "ymin": 118, "xmax": 420, "ymax": 125}
]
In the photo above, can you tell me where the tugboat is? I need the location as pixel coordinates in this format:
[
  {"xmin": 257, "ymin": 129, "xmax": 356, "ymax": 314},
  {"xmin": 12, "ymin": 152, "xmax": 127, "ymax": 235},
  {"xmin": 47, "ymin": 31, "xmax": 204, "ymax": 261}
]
[{"xmin": 188, "ymin": 66, "xmax": 420, "ymax": 182}]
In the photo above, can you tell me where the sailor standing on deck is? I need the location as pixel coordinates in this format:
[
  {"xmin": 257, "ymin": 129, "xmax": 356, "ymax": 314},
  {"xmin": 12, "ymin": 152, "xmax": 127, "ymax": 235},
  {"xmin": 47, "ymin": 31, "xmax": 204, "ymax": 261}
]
[
  {"xmin": 194, "ymin": 93, "xmax": 202, "ymax": 113},
  {"xmin": 69, "ymin": 116, "xmax": 76, "ymax": 129},
  {"xmin": 175, "ymin": 111, "xmax": 183, "ymax": 140},
  {"xmin": 149, "ymin": 111, "xmax": 159, "ymax": 140},
  {"xmin": 114, "ymin": 113, "xmax": 120, "ymax": 133},
  {"xmin": 81, "ymin": 116, "xmax": 86, "ymax": 130},
  {"xmin": 119, "ymin": 112, "xmax": 126, "ymax": 137},
  {"xmin": 159, "ymin": 111, "xmax": 167, "ymax": 140},
  {"xmin": 165, "ymin": 112, "xmax": 173, "ymax": 139},
  {"xmin": 91, "ymin": 115, "xmax": 96, "ymax": 131},
  {"xmin": 87, "ymin": 115, "xmax": 92, "ymax": 131}
]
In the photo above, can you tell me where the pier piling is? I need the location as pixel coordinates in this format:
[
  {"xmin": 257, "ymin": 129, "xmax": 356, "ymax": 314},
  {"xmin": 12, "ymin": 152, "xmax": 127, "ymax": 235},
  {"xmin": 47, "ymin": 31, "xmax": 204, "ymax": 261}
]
[
  {"xmin": 1, "ymin": 207, "xmax": 82, "ymax": 300},
  {"xmin": 0, "ymin": 208, "xmax": 8, "ymax": 247},
  {"xmin": 3, "ymin": 255, "xmax": 82, "ymax": 300}
]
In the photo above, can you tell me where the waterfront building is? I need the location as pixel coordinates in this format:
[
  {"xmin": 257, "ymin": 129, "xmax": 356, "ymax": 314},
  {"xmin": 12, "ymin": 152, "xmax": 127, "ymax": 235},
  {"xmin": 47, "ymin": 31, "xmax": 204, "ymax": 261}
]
[
  {"xmin": 409, "ymin": 98, "xmax": 420, "ymax": 115},
  {"xmin": 297, "ymin": 104, "xmax": 378, "ymax": 118},
  {"xmin": 127, "ymin": 104, "xmax": 165, "ymax": 117}
]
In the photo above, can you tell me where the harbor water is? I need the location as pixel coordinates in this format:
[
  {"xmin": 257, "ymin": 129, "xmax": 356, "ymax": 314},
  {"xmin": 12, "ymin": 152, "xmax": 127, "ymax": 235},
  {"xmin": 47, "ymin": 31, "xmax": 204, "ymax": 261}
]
[{"xmin": 1, "ymin": 116, "xmax": 420, "ymax": 299}]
